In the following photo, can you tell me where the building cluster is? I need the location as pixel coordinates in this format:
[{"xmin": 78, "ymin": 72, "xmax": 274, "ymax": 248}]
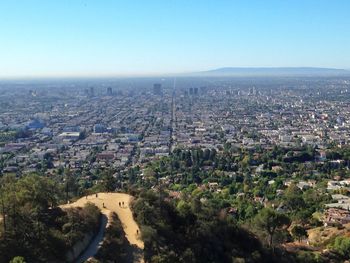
[{"xmin": 1, "ymin": 78, "xmax": 350, "ymax": 204}]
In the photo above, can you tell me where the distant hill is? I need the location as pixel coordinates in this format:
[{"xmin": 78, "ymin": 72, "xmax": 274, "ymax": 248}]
[{"xmin": 192, "ymin": 67, "xmax": 350, "ymax": 77}]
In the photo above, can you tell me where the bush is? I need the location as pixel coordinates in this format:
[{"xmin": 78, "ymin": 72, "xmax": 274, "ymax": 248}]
[
  {"xmin": 330, "ymin": 236, "xmax": 350, "ymax": 258},
  {"xmin": 10, "ymin": 257, "xmax": 26, "ymax": 263}
]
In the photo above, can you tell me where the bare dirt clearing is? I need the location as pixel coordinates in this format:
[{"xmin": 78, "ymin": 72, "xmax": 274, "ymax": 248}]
[{"xmin": 62, "ymin": 192, "xmax": 144, "ymax": 262}]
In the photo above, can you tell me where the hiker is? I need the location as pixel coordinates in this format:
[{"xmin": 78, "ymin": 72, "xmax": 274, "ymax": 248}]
[
  {"xmin": 136, "ymin": 229, "xmax": 139, "ymax": 235},
  {"xmin": 103, "ymin": 202, "xmax": 105, "ymax": 208},
  {"xmin": 96, "ymin": 193, "xmax": 98, "ymax": 198},
  {"xmin": 122, "ymin": 201, "xmax": 124, "ymax": 207},
  {"xmin": 119, "ymin": 202, "xmax": 121, "ymax": 207}
]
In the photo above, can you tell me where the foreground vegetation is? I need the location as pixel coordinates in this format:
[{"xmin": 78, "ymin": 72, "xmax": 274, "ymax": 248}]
[
  {"xmin": 4, "ymin": 144, "xmax": 350, "ymax": 262},
  {"xmin": 0, "ymin": 174, "xmax": 101, "ymax": 263},
  {"xmin": 125, "ymin": 145, "xmax": 350, "ymax": 262},
  {"xmin": 132, "ymin": 189, "xmax": 291, "ymax": 263}
]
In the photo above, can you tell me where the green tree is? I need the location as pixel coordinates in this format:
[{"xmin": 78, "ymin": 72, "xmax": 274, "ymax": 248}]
[
  {"xmin": 102, "ymin": 172, "xmax": 116, "ymax": 192},
  {"xmin": 291, "ymin": 225, "xmax": 308, "ymax": 242},
  {"xmin": 284, "ymin": 184, "xmax": 305, "ymax": 211},
  {"xmin": 254, "ymin": 208, "xmax": 291, "ymax": 248}
]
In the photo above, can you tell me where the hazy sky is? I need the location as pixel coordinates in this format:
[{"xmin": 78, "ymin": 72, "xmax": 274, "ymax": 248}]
[{"xmin": 0, "ymin": 0, "xmax": 349, "ymax": 78}]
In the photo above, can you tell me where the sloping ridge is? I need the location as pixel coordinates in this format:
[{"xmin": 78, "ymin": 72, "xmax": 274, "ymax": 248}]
[
  {"xmin": 62, "ymin": 193, "xmax": 144, "ymax": 263},
  {"xmin": 193, "ymin": 67, "xmax": 349, "ymax": 76}
]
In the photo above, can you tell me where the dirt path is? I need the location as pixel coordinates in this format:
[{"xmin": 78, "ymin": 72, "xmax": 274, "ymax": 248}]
[
  {"xmin": 62, "ymin": 192, "xmax": 144, "ymax": 262},
  {"xmin": 75, "ymin": 214, "xmax": 108, "ymax": 263}
]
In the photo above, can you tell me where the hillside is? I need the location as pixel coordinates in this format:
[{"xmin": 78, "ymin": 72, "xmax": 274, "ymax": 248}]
[{"xmin": 192, "ymin": 67, "xmax": 349, "ymax": 76}]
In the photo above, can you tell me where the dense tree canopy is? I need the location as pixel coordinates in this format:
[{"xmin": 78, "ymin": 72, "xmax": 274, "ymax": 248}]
[{"xmin": 0, "ymin": 174, "xmax": 101, "ymax": 263}]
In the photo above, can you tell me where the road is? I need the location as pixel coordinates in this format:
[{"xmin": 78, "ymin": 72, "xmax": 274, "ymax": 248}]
[{"xmin": 62, "ymin": 192, "xmax": 144, "ymax": 263}]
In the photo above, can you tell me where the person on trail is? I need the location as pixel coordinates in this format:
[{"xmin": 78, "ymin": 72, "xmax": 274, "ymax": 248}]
[
  {"xmin": 122, "ymin": 201, "xmax": 124, "ymax": 207},
  {"xmin": 119, "ymin": 202, "xmax": 121, "ymax": 207},
  {"xmin": 136, "ymin": 229, "xmax": 139, "ymax": 235},
  {"xmin": 96, "ymin": 193, "xmax": 98, "ymax": 198},
  {"xmin": 103, "ymin": 202, "xmax": 105, "ymax": 208}
]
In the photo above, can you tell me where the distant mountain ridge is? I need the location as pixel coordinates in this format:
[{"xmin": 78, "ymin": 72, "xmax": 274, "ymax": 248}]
[{"xmin": 193, "ymin": 67, "xmax": 350, "ymax": 76}]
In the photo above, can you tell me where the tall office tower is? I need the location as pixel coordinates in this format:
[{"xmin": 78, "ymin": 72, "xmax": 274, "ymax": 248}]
[
  {"xmin": 153, "ymin": 83, "xmax": 162, "ymax": 95},
  {"xmin": 189, "ymin": 87, "xmax": 194, "ymax": 95},
  {"xmin": 248, "ymin": 87, "xmax": 253, "ymax": 95},
  {"xmin": 107, "ymin": 87, "xmax": 113, "ymax": 96},
  {"xmin": 194, "ymin": 87, "xmax": 198, "ymax": 95},
  {"xmin": 89, "ymin": 87, "xmax": 94, "ymax": 97},
  {"xmin": 84, "ymin": 88, "xmax": 89, "ymax": 96},
  {"xmin": 252, "ymin": 86, "xmax": 257, "ymax": 95}
]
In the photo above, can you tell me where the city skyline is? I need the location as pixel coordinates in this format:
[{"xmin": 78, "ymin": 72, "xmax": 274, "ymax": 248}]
[
  {"xmin": 2, "ymin": 2, "xmax": 350, "ymax": 259},
  {"xmin": 1, "ymin": 0, "xmax": 350, "ymax": 78}
]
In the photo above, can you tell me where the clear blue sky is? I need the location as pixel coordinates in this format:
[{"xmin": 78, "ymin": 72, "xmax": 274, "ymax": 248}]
[{"xmin": 0, "ymin": 0, "xmax": 349, "ymax": 77}]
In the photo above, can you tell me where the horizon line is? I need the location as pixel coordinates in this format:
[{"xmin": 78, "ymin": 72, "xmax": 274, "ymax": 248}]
[{"xmin": 0, "ymin": 66, "xmax": 349, "ymax": 80}]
